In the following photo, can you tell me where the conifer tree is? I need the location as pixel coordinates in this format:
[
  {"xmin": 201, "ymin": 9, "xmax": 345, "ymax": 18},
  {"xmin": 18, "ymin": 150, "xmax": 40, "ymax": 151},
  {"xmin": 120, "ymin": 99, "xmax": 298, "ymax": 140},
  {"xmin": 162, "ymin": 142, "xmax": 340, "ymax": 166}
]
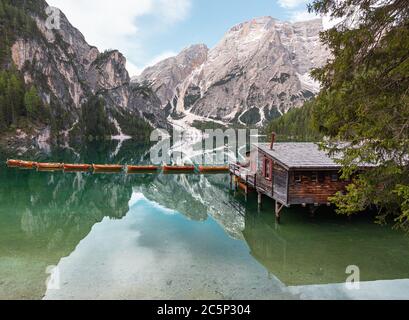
[{"xmin": 308, "ymin": 0, "xmax": 409, "ymax": 230}]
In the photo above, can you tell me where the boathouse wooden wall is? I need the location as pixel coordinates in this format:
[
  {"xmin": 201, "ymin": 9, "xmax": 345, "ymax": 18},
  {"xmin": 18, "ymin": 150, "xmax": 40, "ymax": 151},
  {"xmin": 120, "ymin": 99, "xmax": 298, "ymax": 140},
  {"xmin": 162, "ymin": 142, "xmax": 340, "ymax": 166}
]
[
  {"xmin": 255, "ymin": 151, "xmax": 273, "ymax": 197},
  {"xmin": 273, "ymin": 163, "xmax": 289, "ymax": 205},
  {"xmin": 256, "ymin": 150, "xmax": 288, "ymax": 204},
  {"xmin": 255, "ymin": 148, "xmax": 352, "ymax": 206},
  {"xmin": 288, "ymin": 170, "xmax": 350, "ymax": 205}
]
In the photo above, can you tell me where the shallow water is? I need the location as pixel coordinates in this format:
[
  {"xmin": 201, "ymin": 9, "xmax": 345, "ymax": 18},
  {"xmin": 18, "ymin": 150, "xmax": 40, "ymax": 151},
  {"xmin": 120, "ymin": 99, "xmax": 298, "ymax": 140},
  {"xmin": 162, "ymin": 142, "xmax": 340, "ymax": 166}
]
[{"xmin": 1, "ymin": 141, "xmax": 409, "ymax": 300}]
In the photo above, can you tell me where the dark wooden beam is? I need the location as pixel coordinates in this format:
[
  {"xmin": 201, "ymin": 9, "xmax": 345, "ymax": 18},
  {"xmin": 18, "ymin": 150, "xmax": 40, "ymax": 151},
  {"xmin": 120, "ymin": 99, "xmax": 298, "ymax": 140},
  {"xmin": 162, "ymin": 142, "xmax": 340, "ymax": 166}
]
[{"xmin": 275, "ymin": 200, "xmax": 285, "ymax": 224}]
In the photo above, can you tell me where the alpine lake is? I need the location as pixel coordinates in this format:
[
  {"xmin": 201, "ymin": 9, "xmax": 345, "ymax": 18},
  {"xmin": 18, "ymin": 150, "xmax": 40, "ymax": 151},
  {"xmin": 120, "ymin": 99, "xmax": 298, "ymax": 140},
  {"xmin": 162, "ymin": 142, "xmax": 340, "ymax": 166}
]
[{"xmin": 1, "ymin": 139, "xmax": 409, "ymax": 300}]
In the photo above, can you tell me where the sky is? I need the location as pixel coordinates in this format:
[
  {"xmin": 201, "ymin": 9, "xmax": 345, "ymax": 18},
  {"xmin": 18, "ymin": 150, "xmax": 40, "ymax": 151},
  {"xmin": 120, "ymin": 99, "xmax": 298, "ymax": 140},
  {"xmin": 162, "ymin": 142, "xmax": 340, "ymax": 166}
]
[{"xmin": 47, "ymin": 0, "xmax": 324, "ymax": 76}]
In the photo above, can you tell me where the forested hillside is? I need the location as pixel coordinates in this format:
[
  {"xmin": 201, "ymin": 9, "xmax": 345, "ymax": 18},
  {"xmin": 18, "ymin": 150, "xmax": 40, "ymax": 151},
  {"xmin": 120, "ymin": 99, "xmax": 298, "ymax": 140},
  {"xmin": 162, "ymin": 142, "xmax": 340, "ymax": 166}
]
[
  {"xmin": 0, "ymin": 1, "xmax": 49, "ymax": 133},
  {"xmin": 266, "ymin": 101, "xmax": 321, "ymax": 141},
  {"xmin": 0, "ymin": 0, "xmax": 160, "ymax": 150}
]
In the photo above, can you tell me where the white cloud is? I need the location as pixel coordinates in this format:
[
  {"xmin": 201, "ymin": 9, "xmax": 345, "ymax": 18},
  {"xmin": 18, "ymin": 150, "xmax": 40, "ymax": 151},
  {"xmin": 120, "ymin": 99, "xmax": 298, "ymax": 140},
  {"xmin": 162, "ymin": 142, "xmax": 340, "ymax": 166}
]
[
  {"xmin": 127, "ymin": 61, "xmax": 144, "ymax": 78},
  {"xmin": 322, "ymin": 15, "xmax": 343, "ymax": 30},
  {"xmin": 146, "ymin": 51, "xmax": 177, "ymax": 67},
  {"xmin": 289, "ymin": 9, "xmax": 343, "ymax": 30},
  {"xmin": 131, "ymin": 51, "xmax": 177, "ymax": 77},
  {"xmin": 277, "ymin": 0, "xmax": 309, "ymax": 9},
  {"xmin": 277, "ymin": 0, "xmax": 320, "ymax": 24},
  {"xmin": 289, "ymin": 10, "xmax": 318, "ymax": 22},
  {"xmin": 48, "ymin": 0, "xmax": 152, "ymax": 50},
  {"xmin": 157, "ymin": 0, "xmax": 191, "ymax": 24},
  {"xmin": 47, "ymin": 0, "xmax": 191, "ymax": 75}
]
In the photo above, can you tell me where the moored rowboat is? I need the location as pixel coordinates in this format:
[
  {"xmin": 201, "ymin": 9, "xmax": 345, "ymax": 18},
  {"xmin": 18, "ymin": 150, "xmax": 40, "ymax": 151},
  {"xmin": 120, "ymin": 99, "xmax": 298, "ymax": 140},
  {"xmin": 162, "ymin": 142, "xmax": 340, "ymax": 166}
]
[
  {"xmin": 64, "ymin": 164, "xmax": 92, "ymax": 172},
  {"xmin": 19, "ymin": 161, "xmax": 37, "ymax": 169},
  {"xmin": 163, "ymin": 165, "xmax": 195, "ymax": 173},
  {"xmin": 127, "ymin": 165, "xmax": 159, "ymax": 173},
  {"xmin": 93, "ymin": 164, "xmax": 123, "ymax": 173},
  {"xmin": 37, "ymin": 163, "xmax": 64, "ymax": 171},
  {"xmin": 7, "ymin": 159, "xmax": 21, "ymax": 167},
  {"xmin": 198, "ymin": 166, "xmax": 229, "ymax": 173}
]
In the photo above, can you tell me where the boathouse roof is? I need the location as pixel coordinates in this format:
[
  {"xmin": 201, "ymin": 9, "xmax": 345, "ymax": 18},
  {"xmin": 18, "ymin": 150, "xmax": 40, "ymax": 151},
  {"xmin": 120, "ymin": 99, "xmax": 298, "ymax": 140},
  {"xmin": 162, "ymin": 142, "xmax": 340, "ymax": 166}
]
[{"xmin": 255, "ymin": 143, "xmax": 343, "ymax": 170}]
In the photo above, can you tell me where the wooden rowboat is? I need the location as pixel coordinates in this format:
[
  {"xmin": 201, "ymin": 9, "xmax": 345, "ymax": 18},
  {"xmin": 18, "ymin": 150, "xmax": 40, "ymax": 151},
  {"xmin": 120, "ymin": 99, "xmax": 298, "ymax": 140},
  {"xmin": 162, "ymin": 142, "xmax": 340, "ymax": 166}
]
[
  {"xmin": 6, "ymin": 159, "xmax": 21, "ymax": 167},
  {"xmin": 93, "ymin": 164, "xmax": 123, "ymax": 173},
  {"xmin": 198, "ymin": 166, "xmax": 229, "ymax": 173},
  {"xmin": 19, "ymin": 161, "xmax": 37, "ymax": 169},
  {"xmin": 127, "ymin": 165, "xmax": 159, "ymax": 174},
  {"xmin": 64, "ymin": 164, "xmax": 92, "ymax": 172},
  {"xmin": 163, "ymin": 165, "xmax": 195, "ymax": 173},
  {"xmin": 37, "ymin": 163, "xmax": 64, "ymax": 171}
]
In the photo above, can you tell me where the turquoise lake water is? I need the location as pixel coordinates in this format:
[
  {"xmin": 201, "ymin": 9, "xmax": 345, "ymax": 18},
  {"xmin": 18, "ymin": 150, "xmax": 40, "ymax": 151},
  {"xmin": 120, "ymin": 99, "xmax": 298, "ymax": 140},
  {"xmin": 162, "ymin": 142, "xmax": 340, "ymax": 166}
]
[{"xmin": 1, "ymin": 140, "xmax": 409, "ymax": 300}]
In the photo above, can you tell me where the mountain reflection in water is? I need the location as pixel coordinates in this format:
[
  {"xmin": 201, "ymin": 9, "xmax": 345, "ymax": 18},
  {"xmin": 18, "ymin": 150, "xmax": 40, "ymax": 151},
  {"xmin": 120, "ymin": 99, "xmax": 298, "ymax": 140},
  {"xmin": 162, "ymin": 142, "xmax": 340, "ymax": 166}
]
[{"xmin": 0, "ymin": 140, "xmax": 409, "ymax": 300}]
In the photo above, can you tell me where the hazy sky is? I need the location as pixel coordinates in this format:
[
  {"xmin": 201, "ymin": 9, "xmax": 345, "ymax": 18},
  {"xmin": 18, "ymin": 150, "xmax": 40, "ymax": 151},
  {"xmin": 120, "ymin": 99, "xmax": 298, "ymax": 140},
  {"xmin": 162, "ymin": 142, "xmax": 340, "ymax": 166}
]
[{"xmin": 47, "ymin": 0, "xmax": 320, "ymax": 76}]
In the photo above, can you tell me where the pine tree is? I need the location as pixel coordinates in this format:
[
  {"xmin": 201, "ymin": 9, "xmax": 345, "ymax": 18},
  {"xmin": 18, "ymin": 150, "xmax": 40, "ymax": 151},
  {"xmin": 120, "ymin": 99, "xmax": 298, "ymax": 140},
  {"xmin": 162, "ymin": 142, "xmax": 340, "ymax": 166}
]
[
  {"xmin": 81, "ymin": 96, "xmax": 112, "ymax": 139},
  {"xmin": 24, "ymin": 86, "xmax": 42, "ymax": 119},
  {"xmin": 308, "ymin": 0, "xmax": 409, "ymax": 230},
  {"xmin": 0, "ymin": 0, "xmax": 5, "ymax": 18}
]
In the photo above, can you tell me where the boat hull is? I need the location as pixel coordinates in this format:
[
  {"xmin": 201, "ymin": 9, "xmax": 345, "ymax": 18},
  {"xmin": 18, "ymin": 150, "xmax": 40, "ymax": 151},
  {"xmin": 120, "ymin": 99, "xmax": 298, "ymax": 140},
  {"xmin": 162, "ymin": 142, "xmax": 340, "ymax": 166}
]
[
  {"xmin": 37, "ymin": 163, "xmax": 64, "ymax": 171},
  {"xmin": 127, "ymin": 166, "xmax": 159, "ymax": 174},
  {"xmin": 64, "ymin": 164, "xmax": 92, "ymax": 172},
  {"xmin": 19, "ymin": 161, "xmax": 37, "ymax": 169},
  {"xmin": 198, "ymin": 166, "xmax": 229, "ymax": 173},
  {"xmin": 6, "ymin": 159, "xmax": 21, "ymax": 167},
  {"xmin": 93, "ymin": 165, "xmax": 123, "ymax": 173},
  {"xmin": 163, "ymin": 166, "xmax": 195, "ymax": 174}
]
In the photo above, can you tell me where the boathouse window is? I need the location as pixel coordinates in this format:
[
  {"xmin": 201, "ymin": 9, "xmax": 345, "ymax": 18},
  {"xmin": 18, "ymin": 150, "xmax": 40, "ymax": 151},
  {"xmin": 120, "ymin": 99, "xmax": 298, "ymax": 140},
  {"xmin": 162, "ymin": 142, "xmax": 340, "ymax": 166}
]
[
  {"xmin": 331, "ymin": 173, "xmax": 339, "ymax": 182},
  {"xmin": 318, "ymin": 173, "xmax": 325, "ymax": 183},
  {"xmin": 311, "ymin": 172, "xmax": 318, "ymax": 182},
  {"xmin": 263, "ymin": 158, "xmax": 272, "ymax": 180},
  {"xmin": 294, "ymin": 174, "xmax": 302, "ymax": 183}
]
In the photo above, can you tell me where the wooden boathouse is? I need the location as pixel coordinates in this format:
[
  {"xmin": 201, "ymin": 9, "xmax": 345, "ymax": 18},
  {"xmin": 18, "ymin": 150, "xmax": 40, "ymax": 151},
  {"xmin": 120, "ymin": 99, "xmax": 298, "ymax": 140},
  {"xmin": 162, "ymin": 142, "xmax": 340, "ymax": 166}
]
[{"xmin": 229, "ymin": 139, "xmax": 368, "ymax": 222}]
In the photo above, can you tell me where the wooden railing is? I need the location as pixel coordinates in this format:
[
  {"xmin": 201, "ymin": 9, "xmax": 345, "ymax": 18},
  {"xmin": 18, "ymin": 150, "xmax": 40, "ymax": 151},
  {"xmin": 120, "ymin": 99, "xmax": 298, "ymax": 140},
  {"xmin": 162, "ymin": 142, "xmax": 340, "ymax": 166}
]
[{"xmin": 229, "ymin": 164, "xmax": 257, "ymax": 188}]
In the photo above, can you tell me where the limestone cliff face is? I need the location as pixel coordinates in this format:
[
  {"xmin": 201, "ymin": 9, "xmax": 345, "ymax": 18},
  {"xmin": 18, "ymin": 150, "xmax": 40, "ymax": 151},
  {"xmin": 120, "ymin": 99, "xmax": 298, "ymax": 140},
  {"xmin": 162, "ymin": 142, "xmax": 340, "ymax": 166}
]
[
  {"xmin": 137, "ymin": 17, "xmax": 330, "ymax": 127},
  {"xmin": 9, "ymin": 0, "xmax": 166, "ymax": 140},
  {"xmin": 134, "ymin": 44, "xmax": 209, "ymax": 106}
]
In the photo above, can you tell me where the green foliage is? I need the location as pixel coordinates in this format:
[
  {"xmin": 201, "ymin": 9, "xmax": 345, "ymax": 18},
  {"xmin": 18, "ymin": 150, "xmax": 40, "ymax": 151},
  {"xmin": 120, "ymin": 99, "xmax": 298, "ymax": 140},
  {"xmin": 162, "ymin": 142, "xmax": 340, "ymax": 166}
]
[
  {"xmin": 395, "ymin": 185, "xmax": 409, "ymax": 230},
  {"xmin": 92, "ymin": 50, "xmax": 116, "ymax": 67},
  {"xmin": 80, "ymin": 96, "xmax": 112, "ymax": 139},
  {"xmin": 110, "ymin": 109, "xmax": 152, "ymax": 140},
  {"xmin": 0, "ymin": 0, "xmax": 41, "ymax": 64},
  {"xmin": 0, "ymin": 69, "xmax": 51, "ymax": 132},
  {"xmin": 308, "ymin": 0, "xmax": 409, "ymax": 231},
  {"xmin": 266, "ymin": 101, "xmax": 322, "ymax": 141},
  {"xmin": 132, "ymin": 82, "xmax": 156, "ymax": 99},
  {"xmin": 0, "ymin": 0, "xmax": 50, "ymax": 132},
  {"xmin": 24, "ymin": 86, "xmax": 43, "ymax": 119},
  {"xmin": 0, "ymin": 69, "xmax": 25, "ymax": 129}
]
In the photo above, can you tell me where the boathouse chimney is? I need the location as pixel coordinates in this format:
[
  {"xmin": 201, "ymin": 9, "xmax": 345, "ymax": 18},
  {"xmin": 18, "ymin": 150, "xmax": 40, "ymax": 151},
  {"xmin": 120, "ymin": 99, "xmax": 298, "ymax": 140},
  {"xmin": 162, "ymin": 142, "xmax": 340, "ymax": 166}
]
[{"xmin": 270, "ymin": 132, "xmax": 276, "ymax": 150}]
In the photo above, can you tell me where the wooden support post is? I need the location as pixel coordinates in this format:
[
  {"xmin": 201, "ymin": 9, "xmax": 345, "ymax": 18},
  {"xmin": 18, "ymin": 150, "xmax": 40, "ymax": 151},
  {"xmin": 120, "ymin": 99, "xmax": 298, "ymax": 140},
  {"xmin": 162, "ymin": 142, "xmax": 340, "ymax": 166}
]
[{"xmin": 275, "ymin": 200, "xmax": 284, "ymax": 224}]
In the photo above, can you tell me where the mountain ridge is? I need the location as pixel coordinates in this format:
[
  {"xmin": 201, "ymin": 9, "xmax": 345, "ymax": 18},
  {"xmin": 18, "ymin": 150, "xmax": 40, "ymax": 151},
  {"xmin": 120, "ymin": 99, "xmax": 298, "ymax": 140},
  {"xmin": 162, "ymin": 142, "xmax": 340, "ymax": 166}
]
[
  {"xmin": 0, "ymin": 0, "xmax": 167, "ymax": 154},
  {"xmin": 136, "ymin": 16, "xmax": 330, "ymax": 127}
]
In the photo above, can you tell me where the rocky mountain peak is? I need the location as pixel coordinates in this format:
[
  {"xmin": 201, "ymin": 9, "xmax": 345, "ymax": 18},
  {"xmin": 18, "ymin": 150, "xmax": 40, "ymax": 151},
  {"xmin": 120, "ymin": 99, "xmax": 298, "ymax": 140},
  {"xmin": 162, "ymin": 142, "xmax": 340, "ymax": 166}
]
[
  {"xmin": 6, "ymin": 0, "xmax": 167, "ymax": 147},
  {"xmin": 137, "ymin": 17, "xmax": 330, "ymax": 127},
  {"xmin": 134, "ymin": 44, "xmax": 209, "ymax": 106}
]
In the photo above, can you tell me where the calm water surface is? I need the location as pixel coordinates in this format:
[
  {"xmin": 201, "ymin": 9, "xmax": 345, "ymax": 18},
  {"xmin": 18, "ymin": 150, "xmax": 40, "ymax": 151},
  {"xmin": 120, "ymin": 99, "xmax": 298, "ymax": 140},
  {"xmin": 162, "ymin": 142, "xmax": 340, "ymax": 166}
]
[{"xmin": 1, "ymin": 141, "xmax": 409, "ymax": 300}]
